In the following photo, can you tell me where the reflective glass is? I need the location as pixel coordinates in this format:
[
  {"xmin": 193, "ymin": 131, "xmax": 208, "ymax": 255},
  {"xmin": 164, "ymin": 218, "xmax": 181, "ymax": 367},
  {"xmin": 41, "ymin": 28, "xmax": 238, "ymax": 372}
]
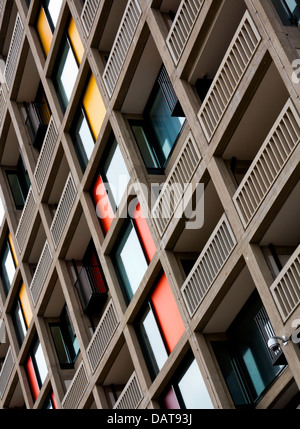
[
  {"xmin": 104, "ymin": 140, "xmax": 130, "ymax": 208},
  {"xmin": 47, "ymin": 0, "xmax": 63, "ymax": 27},
  {"xmin": 178, "ymin": 359, "xmax": 214, "ymax": 409},
  {"xmin": 33, "ymin": 342, "xmax": 48, "ymax": 385},
  {"xmin": 72, "ymin": 108, "xmax": 95, "ymax": 170},
  {"xmin": 115, "ymin": 222, "xmax": 148, "ymax": 302},
  {"xmin": 13, "ymin": 301, "xmax": 27, "ymax": 345},
  {"xmin": 4, "ymin": 247, "xmax": 16, "ymax": 285}
]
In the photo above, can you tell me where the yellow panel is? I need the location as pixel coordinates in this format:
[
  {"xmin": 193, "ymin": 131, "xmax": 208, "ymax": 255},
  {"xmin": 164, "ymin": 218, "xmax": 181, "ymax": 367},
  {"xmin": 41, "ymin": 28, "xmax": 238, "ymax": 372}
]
[
  {"xmin": 8, "ymin": 232, "xmax": 17, "ymax": 266},
  {"xmin": 68, "ymin": 18, "xmax": 84, "ymax": 65},
  {"xmin": 83, "ymin": 75, "xmax": 106, "ymax": 140},
  {"xmin": 37, "ymin": 7, "xmax": 53, "ymax": 56},
  {"xmin": 19, "ymin": 283, "xmax": 33, "ymax": 328}
]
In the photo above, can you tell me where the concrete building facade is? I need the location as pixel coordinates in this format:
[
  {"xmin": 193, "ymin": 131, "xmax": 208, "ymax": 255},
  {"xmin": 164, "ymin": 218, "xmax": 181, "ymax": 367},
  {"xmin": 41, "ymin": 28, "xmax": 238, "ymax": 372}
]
[{"xmin": 0, "ymin": 0, "xmax": 299, "ymax": 409}]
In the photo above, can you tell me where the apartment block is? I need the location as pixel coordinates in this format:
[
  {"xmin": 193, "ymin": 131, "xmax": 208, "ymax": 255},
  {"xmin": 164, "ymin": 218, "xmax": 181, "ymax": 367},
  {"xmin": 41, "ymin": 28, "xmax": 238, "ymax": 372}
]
[{"xmin": 0, "ymin": 0, "xmax": 299, "ymax": 410}]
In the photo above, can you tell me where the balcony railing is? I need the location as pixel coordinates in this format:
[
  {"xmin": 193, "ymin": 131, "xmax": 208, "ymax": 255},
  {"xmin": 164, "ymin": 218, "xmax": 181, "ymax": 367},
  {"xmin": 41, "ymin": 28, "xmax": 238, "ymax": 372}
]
[
  {"xmin": 15, "ymin": 187, "xmax": 36, "ymax": 253},
  {"xmin": 166, "ymin": 0, "xmax": 205, "ymax": 65},
  {"xmin": 152, "ymin": 131, "xmax": 201, "ymax": 237},
  {"xmin": 270, "ymin": 245, "xmax": 300, "ymax": 323},
  {"xmin": 81, "ymin": 0, "xmax": 101, "ymax": 37},
  {"xmin": 86, "ymin": 299, "xmax": 119, "ymax": 374},
  {"xmin": 113, "ymin": 372, "xmax": 143, "ymax": 409},
  {"xmin": 74, "ymin": 265, "xmax": 107, "ymax": 314},
  {"xmin": 0, "ymin": 347, "xmax": 14, "ymax": 399},
  {"xmin": 29, "ymin": 240, "xmax": 53, "ymax": 307},
  {"xmin": 0, "ymin": 0, "xmax": 4, "ymax": 20},
  {"xmin": 181, "ymin": 213, "xmax": 237, "ymax": 317},
  {"xmin": 25, "ymin": 102, "xmax": 49, "ymax": 151},
  {"xmin": 103, "ymin": 0, "xmax": 142, "ymax": 98},
  {"xmin": 50, "ymin": 173, "xmax": 77, "ymax": 249},
  {"xmin": 0, "ymin": 87, "xmax": 6, "ymax": 130},
  {"xmin": 198, "ymin": 11, "xmax": 261, "ymax": 142},
  {"xmin": 233, "ymin": 99, "xmax": 300, "ymax": 229},
  {"xmin": 4, "ymin": 13, "xmax": 24, "ymax": 91},
  {"xmin": 61, "ymin": 360, "xmax": 89, "ymax": 409},
  {"xmin": 34, "ymin": 117, "xmax": 59, "ymax": 194}
]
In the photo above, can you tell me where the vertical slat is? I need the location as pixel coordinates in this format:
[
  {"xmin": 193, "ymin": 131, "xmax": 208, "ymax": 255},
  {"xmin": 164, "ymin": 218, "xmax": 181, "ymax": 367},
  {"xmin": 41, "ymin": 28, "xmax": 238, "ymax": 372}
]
[
  {"xmin": 15, "ymin": 188, "xmax": 37, "ymax": 253},
  {"xmin": 4, "ymin": 13, "xmax": 24, "ymax": 91},
  {"xmin": 0, "ymin": 347, "xmax": 15, "ymax": 399},
  {"xmin": 61, "ymin": 361, "xmax": 89, "ymax": 409},
  {"xmin": 29, "ymin": 241, "xmax": 53, "ymax": 307},
  {"xmin": 113, "ymin": 372, "xmax": 143, "ymax": 409}
]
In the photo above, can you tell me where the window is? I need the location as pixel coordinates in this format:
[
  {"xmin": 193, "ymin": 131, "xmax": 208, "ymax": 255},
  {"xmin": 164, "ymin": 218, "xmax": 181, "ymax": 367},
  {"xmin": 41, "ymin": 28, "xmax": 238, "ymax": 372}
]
[
  {"xmin": 50, "ymin": 306, "xmax": 79, "ymax": 369},
  {"xmin": 43, "ymin": 391, "xmax": 58, "ymax": 409},
  {"xmin": 136, "ymin": 273, "xmax": 185, "ymax": 379},
  {"xmin": 113, "ymin": 220, "xmax": 148, "ymax": 303},
  {"xmin": 36, "ymin": 0, "xmax": 63, "ymax": 55},
  {"xmin": 12, "ymin": 283, "xmax": 32, "ymax": 346},
  {"xmin": 130, "ymin": 65, "xmax": 185, "ymax": 172},
  {"xmin": 71, "ymin": 74, "xmax": 106, "ymax": 171},
  {"xmin": 6, "ymin": 157, "xmax": 31, "ymax": 210},
  {"xmin": 271, "ymin": 0, "xmax": 300, "ymax": 26},
  {"xmin": 26, "ymin": 337, "xmax": 48, "ymax": 401},
  {"xmin": 0, "ymin": 233, "xmax": 17, "ymax": 295},
  {"xmin": 53, "ymin": 18, "xmax": 84, "ymax": 112},
  {"xmin": 92, "ymin": 135, "xmax": 130, "ymax": 233},
  {"xmin": 212, "ymin": 290, "xmax": 286, "ymax": 408},
  {"xmin": 160, "ymin": 354, "xmax": 214, "ymax": 409}
]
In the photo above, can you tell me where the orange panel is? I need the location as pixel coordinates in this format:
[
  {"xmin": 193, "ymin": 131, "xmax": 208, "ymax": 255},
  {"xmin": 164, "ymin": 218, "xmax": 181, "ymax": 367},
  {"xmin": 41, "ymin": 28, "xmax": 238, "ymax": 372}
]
[
  {"xmin": 37, "ymin": 7, "xmax": 53, "ymax": 56},
  {"xmin": 68, "ymin": 18, "xmax": 84, "ymax": 65},
  {"xmin": 133, "ymin": 203, "xmax": 156, "ymax": 262},
  {"xmin": 83, "ymin": 75, "xmax": 106, "ymax": 140},
  {"xmin": 92, "ymin": 175, "xmax": 114, "ymax": 234},
  {"xmin": 151, "ymin": 273, "xmax": 185, "ymax": 353},
  {"xmin": 8, "ymin": 232, "xmax": 17, "ymax": 266},
  {"xmin": 19, "ymin": 283, "xmax": 33, "ymax": 328}
]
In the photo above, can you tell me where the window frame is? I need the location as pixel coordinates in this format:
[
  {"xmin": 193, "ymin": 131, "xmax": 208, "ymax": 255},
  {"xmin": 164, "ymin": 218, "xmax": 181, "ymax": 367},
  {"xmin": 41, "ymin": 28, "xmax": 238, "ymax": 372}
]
[{"xmin": 0, "ymin": 235, "xmax": 17, "ymax": 295}]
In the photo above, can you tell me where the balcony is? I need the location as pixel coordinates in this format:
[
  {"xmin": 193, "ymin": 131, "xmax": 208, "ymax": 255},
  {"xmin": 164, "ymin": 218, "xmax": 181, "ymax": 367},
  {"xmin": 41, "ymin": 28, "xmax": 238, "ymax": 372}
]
[
  {"xmin": 29, "ymin": 240, "xmax": 53, "ymax": 307},
  {"xmin": 3, "ymin": 13, "xmax": 24, "ymax": 92},
  {"xmin": 50, "ymin": 173, "xmax": 77, "ymax": 249},
  {"xmin": 86, "ymin": 299, "xmax": 119, "ymax": 374},
  {"xmin": 181, "ymin": 213, "xmax": 237, "ymax": 317},
  {"xmin": 74, "ymin": 265, "xmax": 108, "ymax": 315},
  {"xmin": 34, "ymin": 117, "xmax": 59, "ymax": 194},
  {"xmin": 0, "ymin": 87, "xmax": 6, "ymax": 130},
  {"xmin": 270, "ymin": 245, "xmax": 300, "ymax": 323},
  {"xmin": 152, "ymin": 131, "xmax": 201, "ymax": 237},
  {"xmin": 0, "ymin": 346, "xmax": 14, "ymax": 400},
  {"xmin": 81, "ymin": 0, "xmax": 101, "ymax": 36},
  {"xmin": 24, "ymin": 102, "xmax": 49, "ymax": 151},
  {"xmin": 113, "ymin": 371, "xmax": 143, "ymax": 409},
  {"xmin": 166, "ymin": 0, "xmax": 205, "ymax": 65},
  {"xmin": 103, "ymin": 0, "xmax": 142, "ymax": 98},
  {"xmin": 61, "ymin": 360, "xmax": 89, "ymax": 409},
  {"xmin": 233, "ymin": 99, "xmax": 300, "ymax": 229},
  {"xmin": 197, "ymin": 10, "xmax": 261, "ymax": 142},
  {"xmin": 15, "ymin": 187, "xmax": 37, "ymax": 254}
]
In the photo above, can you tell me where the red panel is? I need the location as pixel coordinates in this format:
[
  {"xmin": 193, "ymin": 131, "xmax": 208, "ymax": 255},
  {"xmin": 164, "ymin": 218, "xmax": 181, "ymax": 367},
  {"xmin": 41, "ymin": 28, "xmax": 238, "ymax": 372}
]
[
  {"xmin": 133, "ymin": 203, "xmax": 156, "ymax": 262},
  {"xmin": 51, "ymin": 391, "xmax": 58, "ymax": 409},
  {"xmin": 151, "ymin": 273, "xmax": 185, "ymax": 353},
  {"xmin": 87, "ymin": 250, "xmax": 106, "ymax": 294},
  {"xmin": 92, "ymin": 175, "xmax": 114, "ymax": 234},
  {"xmin": 26, "ymin": 356, "xmax": 40, "ymax": 401},
  {"xmin": 162, "ymin": 386, "xmax": 180, "ymax": 409}
]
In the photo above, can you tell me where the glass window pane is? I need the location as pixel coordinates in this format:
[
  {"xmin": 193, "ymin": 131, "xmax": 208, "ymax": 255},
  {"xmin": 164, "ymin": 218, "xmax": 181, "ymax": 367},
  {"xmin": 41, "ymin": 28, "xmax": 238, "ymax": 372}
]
[
  {"xmin": 7, "ymin": 173, "xmax": 26, "ymax": 209},
  {"xmin": 140, "ymin": 306, "xmax": 168, "ymax": 375},
  {"xmin": 13, "ymin": 301, "xmax": 27, "ymax": 345},
  {"xmin": 115, "ymin": 222, "xmax": 148, "ymax": 301},
  {"xmin": 50, "ymin": 325, "xmax": 71, "ymax": 366},
  {"xmin": 131, "ymin": 125, "xmax": 160, "ymax": 169},
  {"xmin": 47, "ymin": 0, "xmax": 62, "ymax": 27},
  {"xmin": 148, "ymin": 89, "xmax": 185, "ymax": 162},
  {"xmin": 33, "ymin": 342, "xmax": 48, "ymax": 385},
  {"xmin": 178, "ymin": 359, "xmax": 214, "ymax": 409},
  {"xmin": 104, "ymin": 140, "xmax": 130, "ymax": 208},
  {"xmin": 72, "ymin": 109, "xmax": 95, "ymax": 170},
  {"xmin": 4, "ymin": 245, "xmax": 16, "ymax": 285},
  {"xmin": 54, "ymin": 39, "xmax": 78, "ymax": 111}
]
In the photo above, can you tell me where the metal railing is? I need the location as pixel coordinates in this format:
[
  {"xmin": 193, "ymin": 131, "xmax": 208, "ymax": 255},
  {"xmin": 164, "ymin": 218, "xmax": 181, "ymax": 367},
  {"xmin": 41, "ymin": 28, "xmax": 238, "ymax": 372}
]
[
  {"xmin": 152, "ymin": 131, "xmax": 201, "ymax": 237},
  {"xmin": 233, "ymin": 99, "xmax": 300, "ymax": 229},
  {"xmin": 0, "ymin": 87, "xmax": 6, "ymax": 130},
  {"xmin": 103, "ymin": 0, "xmax": 142, "ymax": 98},
  {"xmin": 50, "ymin": 173, "xmax": 77, "ymax": 249},
  {"xmin": 270, "ymin": 245, "xmax": 300, "ymax": 323},
  {"xmin": 198, "ymin": 11, "xmax": 261, "ymax": 142},
  {"xmin": 61, "ymin": 360, "xmax": 89, "ymax": 409},
  {"xmin": 15, "ymin": 188, "xmax": 36, "ymax": 253},
  {"xmin": 166, "ymin": 0, "xmax": 205, "ymax": 65},
  {"xmin": 4, "ymin": 13, "xmax": 23, "ymax": 91},
  {"xmin": 0, "ymin": 347, "xmax": 14, "ymax": 399},
  {"xmin": 113, "ymin": 372, "xmax": 143, "ymax": 409},
  {"xmin": 86, "ymin": 299, "xmax": 119, "ymax": 374},
  {"xmin": 29, "ymin": 241, "xmax": 53, "ymax": 307},
  {"xmin": 181, "ymin": 214, "xmax": 237, "ymax": 317},
  {"xmin": 81, "ymin": 0, "xmax": 101, "ymax": 37}
]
